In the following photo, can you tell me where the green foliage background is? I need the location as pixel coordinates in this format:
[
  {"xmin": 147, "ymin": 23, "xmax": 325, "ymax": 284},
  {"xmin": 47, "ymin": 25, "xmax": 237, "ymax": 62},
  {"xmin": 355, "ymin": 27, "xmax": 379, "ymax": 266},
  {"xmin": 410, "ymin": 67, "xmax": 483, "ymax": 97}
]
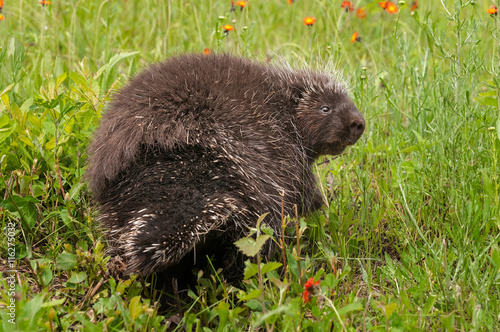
[{"xmin": 0, "ymin": 0, "xmax": 499, "ymax": 330}]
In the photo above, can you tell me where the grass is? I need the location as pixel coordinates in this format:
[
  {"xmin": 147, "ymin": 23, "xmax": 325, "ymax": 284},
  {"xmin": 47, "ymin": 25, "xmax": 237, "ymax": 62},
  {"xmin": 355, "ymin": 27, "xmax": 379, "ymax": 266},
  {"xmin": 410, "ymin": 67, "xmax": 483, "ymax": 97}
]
[{"xmin": 0, "ymin": 0, "xmax": 499, "ymax": 330}]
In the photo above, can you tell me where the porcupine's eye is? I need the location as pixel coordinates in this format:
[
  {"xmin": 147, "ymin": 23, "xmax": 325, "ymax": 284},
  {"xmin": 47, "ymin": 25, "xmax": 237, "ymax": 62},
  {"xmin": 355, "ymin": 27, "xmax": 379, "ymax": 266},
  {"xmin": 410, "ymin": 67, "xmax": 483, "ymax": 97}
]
[{"xmin": 320, "ymin": 106, "xmax": 331, "ymax": 114}]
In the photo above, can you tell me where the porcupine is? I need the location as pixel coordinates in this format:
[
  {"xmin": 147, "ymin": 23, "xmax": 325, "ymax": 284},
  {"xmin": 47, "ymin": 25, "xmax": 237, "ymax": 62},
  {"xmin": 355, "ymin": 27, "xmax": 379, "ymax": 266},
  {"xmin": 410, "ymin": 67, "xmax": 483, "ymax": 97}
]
[{"xmin": 86, "ymin": 53, "xmax": 365, "ymax": 283}]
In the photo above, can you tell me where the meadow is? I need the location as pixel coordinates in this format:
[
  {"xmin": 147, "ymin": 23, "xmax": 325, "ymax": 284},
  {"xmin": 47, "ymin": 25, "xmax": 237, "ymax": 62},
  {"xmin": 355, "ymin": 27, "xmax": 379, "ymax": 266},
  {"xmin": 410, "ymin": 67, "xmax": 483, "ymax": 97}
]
[{"xmin": 0, "ymin": 0, "xmax": 499, "ymax": 330}]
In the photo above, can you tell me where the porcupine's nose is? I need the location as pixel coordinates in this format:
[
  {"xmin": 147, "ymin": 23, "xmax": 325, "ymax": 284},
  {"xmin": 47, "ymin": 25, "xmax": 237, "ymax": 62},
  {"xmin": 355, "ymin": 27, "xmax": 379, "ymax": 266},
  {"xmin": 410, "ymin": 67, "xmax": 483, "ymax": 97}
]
[{"xmin": 349, "ymin": 108, "xmax": 365, "ymax": 143}]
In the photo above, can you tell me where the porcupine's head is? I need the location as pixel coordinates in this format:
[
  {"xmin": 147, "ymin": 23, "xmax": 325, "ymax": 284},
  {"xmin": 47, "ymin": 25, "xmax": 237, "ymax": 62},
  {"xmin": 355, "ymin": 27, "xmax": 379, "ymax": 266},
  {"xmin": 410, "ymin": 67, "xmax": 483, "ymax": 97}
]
[{"xmin": 271, "ymin": 64, "xmax": 365, "ymax": 158}]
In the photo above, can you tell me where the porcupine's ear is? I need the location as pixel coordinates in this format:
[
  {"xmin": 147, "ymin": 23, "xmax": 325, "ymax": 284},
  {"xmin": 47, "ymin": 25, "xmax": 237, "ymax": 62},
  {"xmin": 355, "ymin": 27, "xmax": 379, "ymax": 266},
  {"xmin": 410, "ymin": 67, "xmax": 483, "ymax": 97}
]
[
  {"xmin": 279, "ymin": 74, "xmax": 310, "ymax": 106},
  {"xmin": 290, "ymin": 82, "xmax": 306, "ymax": 103}
]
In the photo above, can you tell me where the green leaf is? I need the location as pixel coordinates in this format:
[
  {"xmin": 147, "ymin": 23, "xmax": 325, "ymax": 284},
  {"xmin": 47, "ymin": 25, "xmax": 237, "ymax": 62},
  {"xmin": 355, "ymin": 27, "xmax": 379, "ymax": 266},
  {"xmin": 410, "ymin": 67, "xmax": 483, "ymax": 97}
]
[
  {"xmin": 245, "ymin": 299, "xmax": 262, "ymax": 311},
  {"xmin": 106, "ymin": 52, "xmax": 139, "ymax": 74},
  {"xmin": 441, "ymin": 313, "xmax": 455, "ymax": 332},
  {"xmin": 243, "ymin": 261, "xmax": 259, "ymax": 279},
  {"xmin": 255, "ymin": 212, "xmax": 269, "ymax": 229},
  {"xmin": 238, "ymin": 289, "xmax": 262, "ymax": 301},
  {"xmin": 0, "ymin": 83, "xmax": 15, "ymax": 98},
  {"xmin": 422, "ymin": 293, "xmax": 437, "ymax": 315},
  {"xmin": 20, "ymin": 293, "xmax": 45, "ymax": 328},
  {"xmin": 94, "ymin": 64, "xmax": 108, "ymax": 80},
  {"xmin": 216, "ymin": 302, "xmax": 230, "ymax": 330},
  {"xmin": 67, "ymin": 271, "xmax": 87, "ymax": 284},
  {"xmin": 0, "ymin": 113, "xmax": 9, "ymax": 127},
  {"xmin": 481, "ymin": 170, "xmax": 495, "ymax": 198},
  {"xmin": 18, "ymin": 135, "xmax": 35, "ymax": 149},
  {"xmin": 55, "ymin": 72, "xmax": 68, "ymax": 90},
  {"xmin": 40, "ymin": 267, "xmax": 53, "ymax": 286},
  {"xmin": 129, "ymin": 296, "xmax": 143, "ymax": 320},
  {"xmin": 338, "ymin": 302, "xmax": 363, "ymax": 317},
  {"xmin": 55, "ymin": 253, "xmax": 77, "ymax": 271},
  {"xmin": 384, "ymin": 302, "xmax": 397, "ymax": 319},
  {"xmin": 490, "ymin": 245, "xmax": 500, "ymax": 269},
  {"xmin": 479, "ymin": 90, "xmax": 497, "ymax": 97},
  {"xmin": 0, "ymin": 114, "xmax": 15, "ymax": 144},
  {"xmin": 41, "ymin": 298, "xmax": 65, "ymax": 308},
  {"xmin": 400, "ymin": 160, "xmax": 415, "ymax": 173},
  {"xmin": 261, "ymin": 262, "xmax": 282, "ymax": 274},
  {"xmin": 474, "ymin": 95, "xmax": 497, "ymax": 107},
  {"xmin": 234, "ymin": 234, "xmax": 270, "ymax": 257},
  {"xmin": 15, "ymin": 244, "xmax": 28, "ymax": 259},
  {"xmin": 45, "ymin": 137, "xmax": 56, "ymax": 150},
  {"xmin": 0, "ymin": 195, "xmax": 38, "ymax": 230},
  {"xmin": 323, "ymin": 273, "xmax": 339, "ymax": 289},
  {"xmin": 69, "ymin": 71, "xmax": 88, "ymax": 87}
]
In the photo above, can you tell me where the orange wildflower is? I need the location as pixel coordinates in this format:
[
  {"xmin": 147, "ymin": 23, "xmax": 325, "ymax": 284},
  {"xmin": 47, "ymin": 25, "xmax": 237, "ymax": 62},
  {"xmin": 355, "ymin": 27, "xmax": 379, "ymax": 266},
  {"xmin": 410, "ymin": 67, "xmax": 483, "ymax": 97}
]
[
  {"xmin": 356, "ymin": 8, "xmax": 367, "ymax": 19},
  {"xmin": 488, "ymin": 5, "xmax": 498, "ymax": 15},
  {"xmin": 203, "ymin": 48, "xmax": 211, "ymax": 55},
  {"xmin": 302, "ymin": 278, "xmax": 320, "ymax": 304},
  {"xmin": 341, "ymin": 1, "xmax": 354, "ymax": 12},
  {"xmin": 235, "ymin": 1, "xmax": 246, "ymax": 9},
  {"xmin": 410, "ymin": 1, "xmax": 418, "ymax": 12},
  {"xmin": 40, "ymin": 0, "xmax": 51, "ymax": 5},
  {"xmin": 351, "ymin": 32, "xmax": 361, "ymax": 43},
  {"xmin": 0, "ymin": 0, "xmax": 3, "ymax": 12},
  {"xmin": 303, "ymin": 16, "xmax": 316, "ymax": 26},
  {"xmin": 288, "ymin": 0, "xmax": 294, "ymax": 4},
  {"xmin": 222, "ymin": 24, "xmax": 234, "ymax": 33},
  {"xmin": 0, "ymin": 14, "xmax": 3, "ymax": 21},
  {"xmin": 385, "ymin": 2, "xmax": 398, "ymax": 14},
  {"xmin": 379, "ymin": 1, "xmax": 389, "ymax": 9}
]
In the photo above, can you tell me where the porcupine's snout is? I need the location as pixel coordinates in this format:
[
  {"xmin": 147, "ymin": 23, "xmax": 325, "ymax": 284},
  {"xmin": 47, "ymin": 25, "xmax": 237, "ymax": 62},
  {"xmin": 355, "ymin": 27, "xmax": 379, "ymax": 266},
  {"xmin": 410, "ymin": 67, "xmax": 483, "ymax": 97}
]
[{"xmin": 348, "ymin": 107, "xmax": 365, "ymax": 145}]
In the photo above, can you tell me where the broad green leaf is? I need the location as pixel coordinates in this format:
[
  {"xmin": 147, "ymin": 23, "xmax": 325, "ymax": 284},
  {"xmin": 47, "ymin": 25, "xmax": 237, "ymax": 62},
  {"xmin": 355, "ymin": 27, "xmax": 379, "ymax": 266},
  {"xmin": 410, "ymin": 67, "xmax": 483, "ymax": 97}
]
[
  {"xmin": 55, "ymin": 253, "xmax": 77, "ymax": 271},
  {"xmin": 0, "ymin": 195, "xmax": 38, "ymax": 230},
  {"xmin": 400, "ymin": 160, "xmax": 415, "ymax": 173},
  {"xmin": 338, "ymin": 302, "xmax": 363, "ymax": 317},
  {"xmin": 323, "ymin": 273, "xmax": 339, "ymax": 289},
  {"xmin": 128, "ymin": 296, "xmax": 143, "ymax": 320},
  {"xmin": 235, "ymin": 234, "xmax": 270, "ymax": 257},
  {"xmin": 441, "ymin": 313, "xmax": 455, "ymax": 332},
  {"xmin": 261, "ymin": 262, "xmax": 282, "ymax": 274},
  {"xmin": 55, "ymin": 72, "xmax": 68, "ymax": 90},
  {"xmin": 1, "ymin": 93, "xmax": 10, "ymax": 110},
  {"xmin": 18, "ymin": 135, "xmax": 35, "ymax": 149},
  {"xmin": 245, "ymin": 299, "xmax": 262, "ymax": 311},
  {"xmin": 69, "ymin": 72, "xmax": 88, "ymax": 87},
  {"xmin": 0, "ymin": 115, "xmax": 15, "ymax": 144},
  {"xmin": 40, "ymin": 267, "xmax": 53, "ymax": 286},
  {"xmin": 20, "ymin": 293, "xmax": 45, "ymax": 327},
  {"xmin": 68, "ymin": 271, "xmax": 87, "ymax": 284},
  {"xmin": 217, "ymin": 302, "xmax": 230, "ymax": 329},
  {"xmin": 0, "ymin": 113, "xmax": 10, "ymax": 127},
  {"xmin": 243, "ymin": 261, "xmax": 259, "ymax": 279},
  {"xmin": 475, "ymin": 96, "xmax": 497, "ymax": 107},
  {"xmin": 491, "ymin": 245, "xmax": 500, "ymax": 269},
  {"xmin": 423, "ymin": 293, "xmax": 437, "ymax": 315},
  {"xmin": 479, "ymin": 90, "xmax": 497, "ymax": 97},
  {"xmin": 238, "ymin": 289, "xmax": 262, "ymax": 301},
  {"xmin": 384, "ymin": 302, "xmax": 397, "ymax": 319},
  {"xmin": 45, "ymin": 137, "xmax": 56, "ymax": 150},
  {"xmin": 41, "ymin": 298, "xmax": 65, "ymax": 308}
]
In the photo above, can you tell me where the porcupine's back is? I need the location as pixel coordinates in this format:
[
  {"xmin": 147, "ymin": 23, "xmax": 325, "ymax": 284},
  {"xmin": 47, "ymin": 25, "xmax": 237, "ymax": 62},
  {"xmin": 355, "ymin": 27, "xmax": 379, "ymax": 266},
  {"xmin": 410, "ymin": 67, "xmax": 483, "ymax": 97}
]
[
  {"xmin": 87, "ymin": 54, "xmax": 294, "ymax": 202},
  {"xmin": 87, "ymin": 53, "xmax": 364, "ymax": 279}
]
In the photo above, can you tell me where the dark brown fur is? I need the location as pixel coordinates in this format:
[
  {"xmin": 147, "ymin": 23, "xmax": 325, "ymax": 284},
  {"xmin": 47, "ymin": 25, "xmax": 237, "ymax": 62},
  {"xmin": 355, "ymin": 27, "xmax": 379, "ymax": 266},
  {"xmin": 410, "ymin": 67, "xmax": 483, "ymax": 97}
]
[{"xmin": 87, "ymin": 54, "xmax": 364, "ymax": 280}]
